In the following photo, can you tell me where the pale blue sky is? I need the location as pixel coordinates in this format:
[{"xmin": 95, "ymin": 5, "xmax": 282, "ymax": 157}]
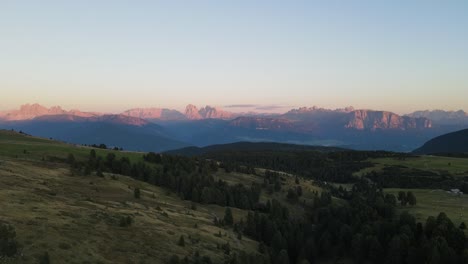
[{"xmin": 1, "ymin": 0, "xmax": 467, "ymax": 113}]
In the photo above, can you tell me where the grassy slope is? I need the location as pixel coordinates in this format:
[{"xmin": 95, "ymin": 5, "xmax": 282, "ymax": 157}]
[
  {"xmin": 0, "ymin": 130, "xmax": 259, "ymax": 263},
  {"xmin": 353, "ymin": 154, "xmax": 468, "ymax": 228},
  {"xmin": 213, "ymin": 168, "xmax": 327, "ymax": 218},
  {"xmin": 0, "ymin": 130, "xmax": 144, "ymax": 163},
  {"xmin": 355, "ymin": 156, "xmax": 468, "ymax": 177},
  {"xmin": 385, "ymin": 188, "xmax": 468, "ymax": 227}
]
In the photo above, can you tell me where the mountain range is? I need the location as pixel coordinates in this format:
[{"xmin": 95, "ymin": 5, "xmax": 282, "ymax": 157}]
[
  {"xmin": 1, "ymin": 103, "xmax": 467, "ymax": 152},
  {"xmin": 406, "ymin": 109, "xmax": 468, "ymax": 126}
]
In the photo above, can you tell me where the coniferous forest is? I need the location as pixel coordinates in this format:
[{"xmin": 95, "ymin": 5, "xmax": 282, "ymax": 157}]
[{"xmin": 60, "ymin": 149, "xmax": 468, "ymax": 264}]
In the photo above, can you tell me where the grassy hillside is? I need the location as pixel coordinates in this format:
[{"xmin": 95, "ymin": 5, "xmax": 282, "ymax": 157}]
[
  {"xmin": 356, "ymin": 154, "xmax": 468, "ymax": 230},
  {"xmin": 355, "ymin": 155, "xmax": 468, "ymax": 177},
  {"xmin": 0, "ymin": 130, "xmax": 266, "ymax": 263},
  {"xmin": 385, "ymin": 188, "xmax": 468, "ymax": 227},
  {"xmin": 0, "ymin": 129, "xmax": 144, "ymax": 163}
]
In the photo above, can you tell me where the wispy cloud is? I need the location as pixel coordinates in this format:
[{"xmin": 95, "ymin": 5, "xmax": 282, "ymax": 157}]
[
  {"xmin": 254, "ymin": 105, "xmax": 289, "ymax": 111},
  {"xmin": 224, "ymin": 104, "xmax": 258, "ymax": 108},
  {"xmin": 224, "ymin": 104, "xmax": 294, "ymax": 113}
]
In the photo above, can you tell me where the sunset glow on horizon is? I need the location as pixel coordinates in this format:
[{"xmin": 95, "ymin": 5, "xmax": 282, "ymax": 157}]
[{"xmin": 1, "ymin": 1, "xmax": 467, "ymax": 114}]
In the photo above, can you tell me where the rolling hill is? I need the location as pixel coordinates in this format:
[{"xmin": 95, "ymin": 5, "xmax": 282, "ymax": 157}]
[
  {"xmin": 0, "ymin": 115, "xmax": 189, "ymax": 152},
  {"xmin": 165, "ymin": 141, "xmax": 345, "ymax": 157},
  {"xmin": 413, "ymin": 128, "xmax": 468, "ymax": 154}
]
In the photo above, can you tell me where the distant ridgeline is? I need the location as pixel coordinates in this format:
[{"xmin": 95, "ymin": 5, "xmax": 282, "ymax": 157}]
[{"xmin": 167, "ymin": 142, "xmax": 405, "ymax": 183}]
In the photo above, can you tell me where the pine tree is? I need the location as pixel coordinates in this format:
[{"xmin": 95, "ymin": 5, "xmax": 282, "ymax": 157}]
[
  {"xmin": 460, "ymin": 222, "xmax": 466, "ymax": 230},
  {"xmin": 398, "ymin": 191, "xmax": 407, "ymax": 206},
  {"xmin": 134, "ymin": 188, "xmax": 141, "ymax": 199},
  {"xmin": 224, "ymin": 207, "xmax": 234, "ymax": 225},
  {"xmin": 178, "ymin": 235, "xmax": 185, "ymax": 247},
  {"xmin": 407, "ymin": 191, "xmax": 417, "ymax": 206}
]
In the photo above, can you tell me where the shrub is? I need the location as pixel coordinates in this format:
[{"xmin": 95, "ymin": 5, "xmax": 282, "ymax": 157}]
[
  {"xmin": 178, "ymin": 235, "xmax": 185, "ymax": 247},
  {"xmin": 39, "ymin": 251, "xmax": 50, "ymax": 264},
  {"xmin": 0, "ymin": 223, "xmax": 18, "ymax": 257},
  {"xmin": 119, "ymin": 216, "xmax": 133, "ymax": 227},
  {"xmin": 134, "ymin": 188, "xmax": 141, "ymax": 199}
]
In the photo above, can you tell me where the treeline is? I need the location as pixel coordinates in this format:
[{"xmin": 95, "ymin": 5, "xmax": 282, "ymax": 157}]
[
  {"xmin": 82, "ymin": 143, "xmax": 123, "ymax": 151},
  {"xmin": 232, "ymin": 179, "xmax": 468, "ymax": 264},
  {"xmin": 201, "ymin": 150, "xmax": 404, "ymax": 183},
  {"xmin": 68, "ymin": 151, "xmax": 261, "ymax": 210},
  {"xmin": 365, "ymin": 166, "xmax": 468, "ymax": 192}
]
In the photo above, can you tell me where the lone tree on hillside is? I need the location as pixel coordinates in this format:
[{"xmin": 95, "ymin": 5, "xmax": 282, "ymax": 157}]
[
  {"xmin": 178, "ymin": 235, "xmax": 185, "ymax": 247},
  {"xmin": 398, "ymin": 191, "xmax": 407, "ymax": 206},
  {"xmin": 0, "ymin": 223, "xmax": 18, "ymax": 257},
  {"xmin": 224, "ymin": 207, "xmax": 234, "ymax": 226},
  {"xmin": 67, "ymin": 153, "xmax": 76, "ymax": 165},
  {"xmin": 407, "ymin": 191, "xmax": 417, "ymax": 206},
  {"xmin": 460, "ymin": 222, "xmax": 466, "ymax": 230},
  {"xmin": 134, "ymin": 188, "xmax": 141, "ymax": 199}
]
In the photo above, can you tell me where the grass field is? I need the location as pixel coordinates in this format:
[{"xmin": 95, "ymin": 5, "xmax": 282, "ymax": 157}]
[
  {"xmin": 356, "ymin": 155, "xmax": 468, "ymax": 177},
  {"xmin": 385, "ymin": 188, "xmax": 468, "ymax": 227},
  {"xmin": 0, "ymin": 158, "xmax": 259, "ymax": 263}
]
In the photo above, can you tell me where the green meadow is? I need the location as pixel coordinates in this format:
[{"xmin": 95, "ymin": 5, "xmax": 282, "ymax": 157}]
[
  {"xmin": 385, "ymin": 188, "xmax": 468, "ymax": 227},
  {"xmin": 356, "ymin": 155, "xmax": 468, "ymax": 177}
]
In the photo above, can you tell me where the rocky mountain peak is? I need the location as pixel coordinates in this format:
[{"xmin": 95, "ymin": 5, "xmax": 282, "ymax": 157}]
[
  {"xmin": 199, "ymin": 105, "xmax": 234, "ymax": 119},
  {"xmin": 184, "ymin": 104, "xmax": 202, "ymax": 120},
  {"xmin": 345, "ymin": 110, "xmax": 432, "ymax": 130}
]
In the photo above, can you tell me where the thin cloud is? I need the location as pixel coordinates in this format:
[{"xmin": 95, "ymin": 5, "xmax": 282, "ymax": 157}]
[
  {"xmin": 255, "ymin": 105, "xmax": 291, "ymax": 111},
  {"xmin": 224, "ymin": 104, "xmax": 258, "ymax": 108}
]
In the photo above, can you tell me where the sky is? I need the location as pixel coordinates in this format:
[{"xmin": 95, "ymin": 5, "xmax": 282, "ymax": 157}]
[{"xmin": 1, "ymin": 0, "xmax": 467, "ymax": 114}]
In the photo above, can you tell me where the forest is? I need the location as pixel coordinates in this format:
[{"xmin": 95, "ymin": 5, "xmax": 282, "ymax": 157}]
[{"xmin": 57, "ymin": 148, "xmax": 468, "ymax": 264}]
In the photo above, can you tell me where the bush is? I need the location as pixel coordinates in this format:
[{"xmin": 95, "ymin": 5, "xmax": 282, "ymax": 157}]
[
  {"xmin": 119, "ymin": 216, "xmax": 133, "ymax": 227},
  {"xmin": 224, "ymin": 207, "xmax": 233, "ymax": 226},
  {"xmin": 168, "ymin": 255, "xmax": 180, "ymax": 264},
  {"xmin": 178, "ymin": 235, "xmax": 185, "ymax": 247},
  {"xmin": 39, "ymin": 251, "xmax": 50, "ymax": 264},
  {"xmin": 460, "ymin": 222, "xmax": 466, "ymax": 230},
  {"xmin": 0, "ymin": 223, "xmax": 18, "ymax": 257},
  {"xmin": 134, "ymin": 188, "xmax": 141, "ymax": 199}
]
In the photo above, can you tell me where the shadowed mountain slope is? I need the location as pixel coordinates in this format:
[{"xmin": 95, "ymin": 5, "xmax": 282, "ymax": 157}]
[{"xmin": 413, "ymin": 128, "xmax": 468, "ymax": 154}]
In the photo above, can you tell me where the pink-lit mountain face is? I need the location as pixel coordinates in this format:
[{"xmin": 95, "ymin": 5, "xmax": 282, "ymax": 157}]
[
  {"xmin": 0, "ymin": 103, "xmax": 237, "ymax": 122},
  {"xmin": 0, "ymin": 103, "xmax": 433, "ymax": 130},
  {"xmin": 278, "ymin": 107, "xmax": 432, "ymax": 131},
  {"xmin": 0, "ymin": 103, "xmax": 99, "ymax": 121},
  {"xmin": 119, "ymin": 105, "xmax": 236, "ymax": 120},
  {"xmin": 407, "ymin": 110, "xmax": 468, "ymax": 125},
  {"xmin": 184, "ymin": 105, "xmax": 236, "ymax": 120},
  {"xmin": 345, "ymin": 110, "xmax": 432, "ymax": 130},
  {"xmin": 121, "ymin": 108, "xmax": 186, "ymax": 121}
]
